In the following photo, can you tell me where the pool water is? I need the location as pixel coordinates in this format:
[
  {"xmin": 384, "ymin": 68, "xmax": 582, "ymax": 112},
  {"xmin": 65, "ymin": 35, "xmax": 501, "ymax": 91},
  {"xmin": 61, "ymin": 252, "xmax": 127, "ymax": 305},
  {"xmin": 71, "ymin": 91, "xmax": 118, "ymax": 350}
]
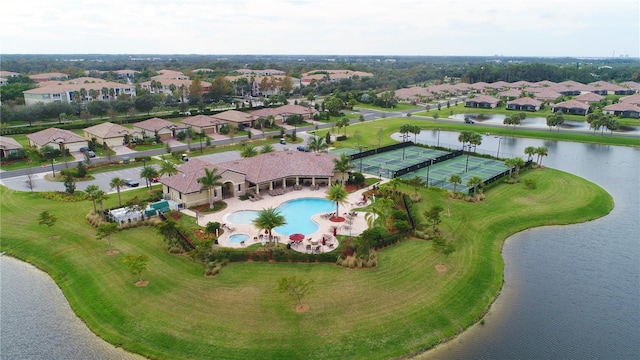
[
  {"xmin": 225, "ymin": 198, "xmax": 335, "ymax": 236},
  {"xmin": 228, "ymin": 233, "xmax": 250, "ymax": 243}
]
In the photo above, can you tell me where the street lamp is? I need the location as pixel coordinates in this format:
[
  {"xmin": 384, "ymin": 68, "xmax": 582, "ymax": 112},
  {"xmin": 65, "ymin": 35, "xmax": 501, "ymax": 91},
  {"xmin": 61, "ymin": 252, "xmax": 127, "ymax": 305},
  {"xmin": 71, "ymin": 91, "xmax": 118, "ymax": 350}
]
[
  {"xmin": 142, "ymin": 159, "xmax": 149, "ymax": 188},
  {"xmin": 357, "ymin": 145, "xmax": 368, "ymax": 173},
  {"xmin": 426, "ymin": 158, "xmax": 433, "ymax": 187},
  {"xmin": 47, "ymin": 152, "xmax": 55, "ymax": 177},
  {"xmin": 495, "ymin": 136, "xmax": 502, "ymax": 159},
  {"xmin": 465, "ymin": 144, "xmax": 476, "ymax": 172}
]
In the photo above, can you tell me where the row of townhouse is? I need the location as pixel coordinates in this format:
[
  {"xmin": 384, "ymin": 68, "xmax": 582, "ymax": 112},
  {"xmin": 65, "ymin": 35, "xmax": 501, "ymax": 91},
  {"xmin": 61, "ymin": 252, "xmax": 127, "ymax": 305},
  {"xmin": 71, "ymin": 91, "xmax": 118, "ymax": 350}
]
[{"xmin": 20, "ymin": 103, "xmax": 317, "ymax": 154}]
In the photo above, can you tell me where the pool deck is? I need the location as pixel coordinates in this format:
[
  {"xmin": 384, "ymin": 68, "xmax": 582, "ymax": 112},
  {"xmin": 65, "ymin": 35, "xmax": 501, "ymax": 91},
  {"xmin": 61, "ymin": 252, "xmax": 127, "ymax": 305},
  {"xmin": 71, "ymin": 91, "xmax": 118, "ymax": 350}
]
[{"xmin": 183, "ymin": 183, "xmax": 385, "ymax": 252}]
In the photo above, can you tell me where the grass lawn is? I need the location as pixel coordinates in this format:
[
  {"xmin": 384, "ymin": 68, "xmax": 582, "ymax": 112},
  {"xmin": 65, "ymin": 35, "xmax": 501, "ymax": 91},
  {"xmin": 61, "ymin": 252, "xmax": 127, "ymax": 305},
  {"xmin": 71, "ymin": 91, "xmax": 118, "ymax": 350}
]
[
  {"xmin": 317, "ymin": 117, "xmax": 640, "ymax": 149},
  {"xmin": 354, "ymin": 103, "xmax": 423, "ymax": 111},
  {"xmin": 0, "ymin": 166, "xmax": 612, "ymax": 359}
]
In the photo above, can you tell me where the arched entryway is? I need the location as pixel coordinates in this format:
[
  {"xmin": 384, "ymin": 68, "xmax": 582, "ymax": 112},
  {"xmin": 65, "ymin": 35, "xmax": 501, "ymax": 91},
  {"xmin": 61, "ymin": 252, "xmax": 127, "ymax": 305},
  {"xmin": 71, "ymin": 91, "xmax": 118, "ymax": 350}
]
[{"xmin": 222, "ymin": 182, "xmax": 235, "ymax": 199}]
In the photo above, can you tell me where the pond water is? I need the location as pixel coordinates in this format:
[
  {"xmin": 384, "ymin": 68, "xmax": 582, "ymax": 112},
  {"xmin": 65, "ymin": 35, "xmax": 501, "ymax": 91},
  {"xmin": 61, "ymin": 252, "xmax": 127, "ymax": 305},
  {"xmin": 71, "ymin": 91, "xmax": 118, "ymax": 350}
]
[{"xmin": 450, "ymin": 113, "xmax": 640, "ymax": 134}]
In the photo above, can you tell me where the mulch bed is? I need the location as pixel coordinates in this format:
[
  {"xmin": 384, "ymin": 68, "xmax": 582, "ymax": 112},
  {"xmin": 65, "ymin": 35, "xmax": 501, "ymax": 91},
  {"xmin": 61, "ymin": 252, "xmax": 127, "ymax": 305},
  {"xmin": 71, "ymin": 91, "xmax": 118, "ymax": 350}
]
[{"xmin": 345, "ymin": 184, "xmax": 359, "ymax": 192}]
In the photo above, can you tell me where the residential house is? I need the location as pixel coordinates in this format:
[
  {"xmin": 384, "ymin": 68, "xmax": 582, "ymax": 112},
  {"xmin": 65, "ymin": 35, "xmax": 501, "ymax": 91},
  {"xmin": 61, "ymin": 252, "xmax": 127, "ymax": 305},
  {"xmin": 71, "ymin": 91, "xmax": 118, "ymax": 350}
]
[
  {"xmin": 210, "ymin": 110, "xmax": 255, "ymax": 129},
  {"xmin": 619, "ymin": 81, "xmax": 640, "ymax": 94},
  {"xmin": 465, "ymin": 95, "xmax": 500, "ymax": 108},
  {"xmin": 506, "ymin": 97, "xmax": 543, "ymax": 112},
  {"xmin": 530, "ymin": 88, "xmax": 563, "ymax": 102},
  {"xmin": 235, "ymin": 68, "xmax": 286, "ymax": 77},
  {"xmin": 551, "ymin": 100, "xmax": 590, "ymax": 116},
  {"xmin": 388, "ymin": 87, "xmax": 432, "ymax": 104},
  {"xmin": 83, "ymin": 122, "xmax": 140, "ymax": 147},
  {"xmin": 133, "ymin": 117, "xmax": 187, "ymax": 141},
  {"xmin": 160, "ymin": 151, "xmax": 338, "ymax": 207},
  {"xmin": 574, "ymin": 92, "xmax": 604, "ymax": 105},
  {"xmin": 181, "ymin": 115, "xmax": 226, "ymax": 135},
  {"xmin": 139, "ymin": 78, "xmax": 211, "ymax": 100},
  {"xmin": 588, "ymin": 81, "xmax": 627, "ymax": 95},
  {"xmin": 603, "ymin": 102, "xmax": 640, "ymax": 119},
  {"xmin": 251, "ymin": 104, "xmax": 317, "ymax": 124},
  {"xmin": 498, "ymin": 89, "xmax": 523, "ymax": 101},
  {"xmin": 0, "ymin": 136, "xmax": 23, "ymax": 158},
  {"xmin": 26, "ymin": 128, "xmax": 88, "ymax": 152},
  {"xmin": 619, "ymin": 94, "xmax": 640, "ymax": 106}
]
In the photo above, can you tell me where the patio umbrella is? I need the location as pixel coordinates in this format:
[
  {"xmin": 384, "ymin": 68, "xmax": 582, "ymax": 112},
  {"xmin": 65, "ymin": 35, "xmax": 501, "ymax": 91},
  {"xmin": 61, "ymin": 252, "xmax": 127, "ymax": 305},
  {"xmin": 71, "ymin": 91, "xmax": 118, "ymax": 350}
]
[{"xmin": 289, "ymin": 233, "xmax": 305, "ymax": 242}]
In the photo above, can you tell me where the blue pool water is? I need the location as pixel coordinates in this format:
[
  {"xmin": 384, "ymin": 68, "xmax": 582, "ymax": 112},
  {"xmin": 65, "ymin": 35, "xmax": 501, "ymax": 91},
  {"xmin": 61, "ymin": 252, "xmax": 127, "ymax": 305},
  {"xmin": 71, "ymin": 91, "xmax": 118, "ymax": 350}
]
[
  {"xmin": 225, "ymin": 198, "xmax": 335, "ymax": 236},
  {"xmin": 228, "ymin": 233, "xmax": 250, "ymax": 243}
]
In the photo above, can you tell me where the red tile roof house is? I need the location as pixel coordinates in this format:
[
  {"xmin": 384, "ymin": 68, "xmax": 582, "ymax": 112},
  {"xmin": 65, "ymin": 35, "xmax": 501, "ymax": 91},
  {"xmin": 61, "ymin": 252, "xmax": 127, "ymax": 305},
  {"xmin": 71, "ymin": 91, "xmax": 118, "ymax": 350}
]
[
  {"xmin": 619, "ymin": 94, "xmax": 640, "ymax": 106},
  {"xmin": 133, "ymin": 117, "xmax": 187, "ymax": 141},
  {"xmin": 381, "ymin": 87, "xmax": 432, "ymax": 104},
  {"xmin": 251, "ymin": 104, "xmax": 317, "ymax": 124},
  {"xmin": 506, "ymin": 97, "xmax": 543, "ymax": 112},
  {"xmin": 27, "ymin": 128, "xmax": 88, "ymax": 152},
  {"xmin": 210, "ymin": 110, "xmax": 256, "ymax": 130},
  {"xmin": 588, "ymin": 80, "xmax": 627, "ymax": 95},
  {"xmin": 159, "ymin": 152, "xmax": 338, "ymax": 207},
  {"xmin": 465, "ymin": 95, "xmax": 501, "ymax": 109},
  {"xmin": 0, "ymin": 136, "xmax": 24, "ymax": 158},
  {"xmin": 551, "ymin": 100, "xmax": 590, "ymax": 116},
  {"xmin": 498, "ymin": 88, "xmax": 523, "ymax": 101},
  {"xmin": 530, "ymin": 88, "xmax": 563, "ymax": 102},
  {"xmin": 603, "ymin": 102, "xmax": 640, "ymax": 119},
  {"xmin": 574, "ymin": 92, "xmax": 605, "ymax": 105},
  {"xmin": 181, "ymin": 115, "xmax": 227, "ymax": 135},
  {"xmin": 83, "ymin": 122, "xmax": 140, "ymax": 148}
]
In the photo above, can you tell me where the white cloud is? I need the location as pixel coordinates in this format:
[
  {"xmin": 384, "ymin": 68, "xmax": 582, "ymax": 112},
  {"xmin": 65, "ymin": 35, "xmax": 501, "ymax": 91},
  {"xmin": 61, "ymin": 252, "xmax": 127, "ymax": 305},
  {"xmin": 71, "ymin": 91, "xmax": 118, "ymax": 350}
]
[{"xmin": 1, "ymin": 0, "xmax": 638, "ymax": 57}]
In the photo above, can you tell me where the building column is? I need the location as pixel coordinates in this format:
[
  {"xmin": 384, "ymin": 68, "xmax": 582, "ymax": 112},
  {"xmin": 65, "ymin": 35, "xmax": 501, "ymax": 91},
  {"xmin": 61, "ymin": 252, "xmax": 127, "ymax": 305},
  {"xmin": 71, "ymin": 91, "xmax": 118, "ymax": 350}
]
[
  {"xmin": 295, "ymin": 176, "xmax": 299, "ymax": 186},
  {"xmin": 282, "ymin": 178, "xmax": 286, "ymax": 189},
  {"xmin": 269, "ymin": 182, "xmax": 273, "ymax": 190}
]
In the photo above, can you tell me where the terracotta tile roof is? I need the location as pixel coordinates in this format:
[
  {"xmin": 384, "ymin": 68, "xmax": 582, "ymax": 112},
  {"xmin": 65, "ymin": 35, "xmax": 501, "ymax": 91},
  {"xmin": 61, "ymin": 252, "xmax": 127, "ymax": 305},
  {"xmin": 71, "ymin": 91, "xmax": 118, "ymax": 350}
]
[
  {"xmin": 134, "ymin": 117, "xmax": 184, "ymax": 132},
  {"xmin": 534, "ymin": 80, "xmax": 557, "ymax": 87},
  {"xmin": 210, "ymin": 110, "xmax": 255, "ymax": 124},
  {"xmin": 0, "ymin": 71, "xmax": 20, "ymax": 77},
  {"xmin": 251, "ymin": 104, "xmax": 316, "ymax": 118},
  {"xmin": 620, "ymin": 81, "xmax": 640, "ymax": 91},
  {"xmin": 27, "ymin": 128, "xmax": 86, "ymax": 146},
  {"xmin": 84, "ymin": 122, "xmax": 133, "ymax": 139},
  {"xmin": 552, "ymin": 99, "xmax": 590, "ymax": 110},
  {"xmin": 603, "ymin": 102, "xmax": 640, "ymax": 112},
  {"xmin": 181, "ymin": 115, "xmax": 226, "ymax": 128},
  {"xmin": 509, "ymin": 81, "xmax": 536, "ymax": 89},
  {"xmin": 499, "ymin": 89, "xmax": 523, "ymax": 98},
  {"xmin": 588, "ymin": 81, "xmax": 624, "ymax": 91},
  {"xmin": 0, "ymin": 136, "xmax": 23, "ymax": 150},
  {"xmin": 161, "ymin": 152, "xmax": 338, "ymax": 194},
  {"xmin": 467, "ymin": 95, "xmax": 500, "ymax": 104},
  {"xmin": 531, "ymin": 89, "xmax": 562, "ymax": 101},
  {"xmin": 507, "ymin": 97, "xmax": 543, "ymax": 106},
  {"xmin": 619, "ymin": 94, "xmax": 640, "ymax": 105},
  {"xmin": 575, "ymin": 92, "xmax": 605, "ymax": 103},
  {"xmin": 28, "ymin": 72, "xmax": 69, "ymax": 80}
]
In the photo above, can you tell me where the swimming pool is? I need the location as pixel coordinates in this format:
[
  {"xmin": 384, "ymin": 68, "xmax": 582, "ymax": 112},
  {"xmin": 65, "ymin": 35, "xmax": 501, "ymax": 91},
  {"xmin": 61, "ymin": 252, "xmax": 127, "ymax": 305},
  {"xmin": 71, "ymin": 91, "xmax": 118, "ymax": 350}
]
[
  {"xmin": 228, "ymin": 233, "xmax": 250, "ymax": 244},
  {"xmin": 225, "ymin": 198, "xmax": 335, "ymax": 236}
]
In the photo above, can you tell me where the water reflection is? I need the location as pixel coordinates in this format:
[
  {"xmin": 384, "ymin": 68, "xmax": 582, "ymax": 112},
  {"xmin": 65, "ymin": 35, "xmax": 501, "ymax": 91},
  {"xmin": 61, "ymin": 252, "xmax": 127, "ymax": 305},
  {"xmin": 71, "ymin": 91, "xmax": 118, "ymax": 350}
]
[{"xmin": 450, "ymin": 113, "xmax": 640, "ymax": 134}]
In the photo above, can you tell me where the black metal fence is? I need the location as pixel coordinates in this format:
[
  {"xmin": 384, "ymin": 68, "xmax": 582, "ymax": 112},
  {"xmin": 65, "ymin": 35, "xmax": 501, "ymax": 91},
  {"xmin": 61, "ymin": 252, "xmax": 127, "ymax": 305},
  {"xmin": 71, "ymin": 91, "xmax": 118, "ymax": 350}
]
[{"xmin": 393, "ymin": 150, "xmax": 464, "ymax": 178}]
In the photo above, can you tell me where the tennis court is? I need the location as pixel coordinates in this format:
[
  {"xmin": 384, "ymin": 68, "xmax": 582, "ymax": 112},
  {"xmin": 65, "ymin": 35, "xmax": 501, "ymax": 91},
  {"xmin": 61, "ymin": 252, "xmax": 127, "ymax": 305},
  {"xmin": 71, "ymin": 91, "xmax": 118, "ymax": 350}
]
[
  {"xmin": 399, "ymin": 155, "xmax": 510, "ymax": 193},
  {"xmin": 357, "ymin": 147, "xmax": 452, "ymax": 177}
]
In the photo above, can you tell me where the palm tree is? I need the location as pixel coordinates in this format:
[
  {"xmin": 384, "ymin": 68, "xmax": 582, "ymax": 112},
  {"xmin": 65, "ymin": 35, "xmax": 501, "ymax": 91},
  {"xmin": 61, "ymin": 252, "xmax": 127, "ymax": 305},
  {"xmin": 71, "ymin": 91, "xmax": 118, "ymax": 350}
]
[
  {"xmin": 240, "ymin": 144, "xmax": 258, "ymax": 158},
  {"xmin": 109, "ymin": 177, "xmax": 126, "ymax": 207},
  {"xmin": 512, "ymin": 157, "xmax": 526, "ymax": 180},
  {"xmin": 159, "ymin": 160, "xmax": 178, "ymax": 178},
  {"xmin": 535, "ymin": 146, "xmax": 548, "ymax": 167},
  {"xmin": 411, "ymin": 125, "xmax": 421, "ymax": 143},
  {"xmin": 260, "ymin": 144, "xmax": 275, "ymax": 154},
  {"xmin": 197, "ymin": 168, "xmax": 223, "ymax": 209},
  {"xmin": 307, "ymin": 136, "xmax": 327, "ymax": 153},
  {"xmin": 504, "ymin": 158, "xmax": 517, "ymax": 178},
  {"xmin": 399, "ymin": 124, "xmax": 413, "ymax": 142},
  {"xmin": 252, "ymin": 207, "xmax": 286, "ymax": 245},
  {"xmin": 85, "ymin": 184, "xmax": 100, "ymax": 213},
  {"xmin": 333, "ymin": 153, "xmax": 354, "ymax": 185},
  {"xmin": 91, "ymin": 189, "xmax": 108, "ymax": 219},
  {"xmin": 448, "ymin": 174, "xmax": 462, "ymax": 194},
  {"xmin": 325, "ymin": 184, "xmax": 348, "ymax": 219},
  {"xmin": 467, "ymin": 176, "xmax": 484, "ymax": 196},
  {"xmin": 524, "ymin": 146, "xmax": 536, "ymax": 162},
  {"xmin": 140, "ymin": 165, "xmax": 159, "ymax": 189}
]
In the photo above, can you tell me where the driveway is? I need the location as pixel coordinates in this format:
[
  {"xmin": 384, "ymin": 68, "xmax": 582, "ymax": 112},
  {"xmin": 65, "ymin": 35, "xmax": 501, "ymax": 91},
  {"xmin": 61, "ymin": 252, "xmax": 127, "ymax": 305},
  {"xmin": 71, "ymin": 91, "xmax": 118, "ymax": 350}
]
[{"xmin": 111, "ymin": 145, "xmax": 136, "ymax": 156}]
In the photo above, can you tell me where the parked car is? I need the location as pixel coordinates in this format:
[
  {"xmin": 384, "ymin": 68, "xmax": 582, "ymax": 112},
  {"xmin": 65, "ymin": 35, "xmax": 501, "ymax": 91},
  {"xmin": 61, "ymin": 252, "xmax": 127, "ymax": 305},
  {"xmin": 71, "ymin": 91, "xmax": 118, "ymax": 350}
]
[
  {"xmin": 296, "ymin": 145, "xmax": 308, "ymax": 152},
  {"xmin": 125, "ymin": 178, "xmax": 139, "ymax": 187},
  {"xmin": 79, "ymin": 147, "xmax": 90, "ymax": 153},
  {"xmin": 150, "ymin": 177, "xmax": 160, "ymax": 183},
  {"xmin": 280, "ymin": 138, "xmax": 286, "ymax": 145},
  {"xmin": 86, "ymin": 150, "xmax": 96, "ymax": 158},
  {"xmin": 464, "ymin": 117, "xmax": 475, "ymax": 124}
]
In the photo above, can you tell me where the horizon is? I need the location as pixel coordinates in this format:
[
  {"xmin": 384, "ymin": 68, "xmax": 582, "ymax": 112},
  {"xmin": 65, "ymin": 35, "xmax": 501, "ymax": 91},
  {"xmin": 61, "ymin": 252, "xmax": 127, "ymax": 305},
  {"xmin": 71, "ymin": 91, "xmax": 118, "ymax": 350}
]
[{"xmin": 1, "ymin": 0, "xmax": 638, "ymax": 58}]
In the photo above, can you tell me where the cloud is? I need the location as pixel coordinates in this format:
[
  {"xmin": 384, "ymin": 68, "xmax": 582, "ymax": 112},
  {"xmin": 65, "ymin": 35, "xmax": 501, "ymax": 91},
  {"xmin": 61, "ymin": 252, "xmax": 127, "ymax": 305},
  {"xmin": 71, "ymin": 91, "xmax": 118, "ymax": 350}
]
[{"xmin": 1, "ymin": 0, "xmax": 638, "ymax": 57}]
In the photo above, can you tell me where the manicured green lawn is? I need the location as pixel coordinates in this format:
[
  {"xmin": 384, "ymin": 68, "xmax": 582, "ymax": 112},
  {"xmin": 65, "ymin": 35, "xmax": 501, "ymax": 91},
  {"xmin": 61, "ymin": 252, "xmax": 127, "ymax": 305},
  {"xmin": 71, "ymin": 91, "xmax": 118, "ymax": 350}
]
[
  {"xmin": 354, "ymin": 103, "xmax": 422, "ymax": 111},
  {"xmin": 0, "ymin": 166, "xmax": 612, "ymax": 359}
]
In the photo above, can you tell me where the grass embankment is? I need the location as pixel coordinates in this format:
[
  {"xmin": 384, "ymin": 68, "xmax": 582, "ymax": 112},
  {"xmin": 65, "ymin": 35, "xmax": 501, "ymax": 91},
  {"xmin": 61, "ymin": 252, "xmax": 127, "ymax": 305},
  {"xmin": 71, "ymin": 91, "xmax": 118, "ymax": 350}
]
[{"xmin": 0, "ymin": 167, "xmax": 612, "ymax": 359}]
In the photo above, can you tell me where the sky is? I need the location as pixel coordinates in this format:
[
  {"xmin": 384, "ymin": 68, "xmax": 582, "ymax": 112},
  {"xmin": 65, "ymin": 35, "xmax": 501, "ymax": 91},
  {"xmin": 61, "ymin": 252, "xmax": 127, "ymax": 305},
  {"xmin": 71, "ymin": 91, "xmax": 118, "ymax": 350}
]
[{"xmin": 1, "ymin": 0, "xmax": 639, "ymax": 58}]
